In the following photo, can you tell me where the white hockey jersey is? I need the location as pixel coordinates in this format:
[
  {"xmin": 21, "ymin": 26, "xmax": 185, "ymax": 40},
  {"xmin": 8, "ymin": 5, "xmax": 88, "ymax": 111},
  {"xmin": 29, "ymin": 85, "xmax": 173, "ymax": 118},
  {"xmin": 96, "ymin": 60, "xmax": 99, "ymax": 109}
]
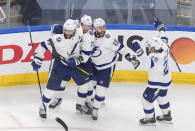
[
  {"xmin": 35, "ymin": 25, "xmax": 94, "ymax": 65},
  {"xmin": 140, "ymin": 31, "xmax": 172, "ymax": 89},
  {"xmin": 80, "ymin": 27, "xmax": 95, "ymax": 63},
  {"xmin": 91, "ymin": 30, "xmax": 132, "ymax": 70},
  {"xmin": 147, "ymin": 46, "xmax": 172, "ymax": 89}
]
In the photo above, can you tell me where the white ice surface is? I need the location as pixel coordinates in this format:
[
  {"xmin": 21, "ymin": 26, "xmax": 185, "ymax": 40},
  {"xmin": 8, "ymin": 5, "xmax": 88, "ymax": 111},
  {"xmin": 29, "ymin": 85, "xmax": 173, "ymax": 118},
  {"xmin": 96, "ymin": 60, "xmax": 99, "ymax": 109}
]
[{"xmin": 0, "ymin": 82, "xmax": 195, "ymax": 131}]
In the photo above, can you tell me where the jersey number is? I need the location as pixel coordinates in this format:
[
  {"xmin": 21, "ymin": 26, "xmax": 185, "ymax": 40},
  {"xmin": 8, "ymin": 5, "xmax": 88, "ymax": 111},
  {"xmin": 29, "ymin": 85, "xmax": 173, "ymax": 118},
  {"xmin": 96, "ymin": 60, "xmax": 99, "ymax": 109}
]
[{"xmin": 163, "ymin": 52, "xmax": 169, "ymax": 75}]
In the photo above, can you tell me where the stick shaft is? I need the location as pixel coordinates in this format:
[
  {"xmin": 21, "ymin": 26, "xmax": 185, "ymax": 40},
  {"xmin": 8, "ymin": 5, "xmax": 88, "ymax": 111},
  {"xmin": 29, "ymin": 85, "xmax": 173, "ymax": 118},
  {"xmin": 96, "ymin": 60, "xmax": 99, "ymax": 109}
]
[{"xmin": 27, "ymin": 22, "xmax": 46, "ymax": 110}]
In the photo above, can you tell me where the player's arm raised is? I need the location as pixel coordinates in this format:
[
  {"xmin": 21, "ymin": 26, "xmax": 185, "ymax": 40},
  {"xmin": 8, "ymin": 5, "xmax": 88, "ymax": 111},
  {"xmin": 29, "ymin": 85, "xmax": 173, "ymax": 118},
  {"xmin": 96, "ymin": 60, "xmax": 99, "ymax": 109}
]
[{"xmin": 109, "ymin": 36, "xmax": 141, "ymax": 69}]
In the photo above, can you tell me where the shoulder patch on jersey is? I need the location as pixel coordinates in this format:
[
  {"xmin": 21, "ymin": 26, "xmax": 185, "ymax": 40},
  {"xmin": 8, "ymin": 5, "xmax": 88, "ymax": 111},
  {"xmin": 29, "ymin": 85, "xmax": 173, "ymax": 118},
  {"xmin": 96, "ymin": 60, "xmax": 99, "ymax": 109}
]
[
  {"xmin": 105, "ymin": 34, "xmax": 111, "ymax": 39},
  {"xmin": 56, "ymin": 37, "xmax": 62, "ymax": 42}
]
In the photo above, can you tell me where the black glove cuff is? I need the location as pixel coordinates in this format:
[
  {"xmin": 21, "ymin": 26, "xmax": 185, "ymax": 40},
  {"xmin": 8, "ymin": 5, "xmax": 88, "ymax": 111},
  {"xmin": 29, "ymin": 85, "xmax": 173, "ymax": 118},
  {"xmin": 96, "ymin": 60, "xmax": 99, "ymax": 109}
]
[{"xmin": 78, "ymin": 56, "xmax": 84, "ymax": 63}]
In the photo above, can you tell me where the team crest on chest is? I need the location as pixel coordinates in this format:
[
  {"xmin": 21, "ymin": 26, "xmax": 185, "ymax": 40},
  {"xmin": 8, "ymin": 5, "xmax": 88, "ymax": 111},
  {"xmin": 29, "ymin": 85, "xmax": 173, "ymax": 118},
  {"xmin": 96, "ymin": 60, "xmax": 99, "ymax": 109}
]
[{"xmin": 56, "ymin": 37, "xmax": 62, "ymax": 42}]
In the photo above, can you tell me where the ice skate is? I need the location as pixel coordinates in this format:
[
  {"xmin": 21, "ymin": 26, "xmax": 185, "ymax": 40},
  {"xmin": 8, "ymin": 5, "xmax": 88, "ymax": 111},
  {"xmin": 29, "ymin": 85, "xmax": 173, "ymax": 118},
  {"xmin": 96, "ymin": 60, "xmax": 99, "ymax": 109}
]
[
  {"xmin": 49, "ymin": 98, "xmax": 62, "ymax": 109},
  {"xmin": 91, "ymin": 107, "xmax": 99, "ymax": 121},
  {"xmin": 140, "ymin": 115, "xmax": 156, "ymax": 126},
  {"xmin": 39, "ymin": 106, "xmax": 47, "ymax": 119},
  {"xmin": 84, "ymin": 102, "xmax": 93, "ymax": 115},
  {"xmin": 156, "ymin": 111, "xmax": 173, "ymax": 124},
  {"xmin": 76, "ymin": 104, "xmax": 92, "ymax": 115}
]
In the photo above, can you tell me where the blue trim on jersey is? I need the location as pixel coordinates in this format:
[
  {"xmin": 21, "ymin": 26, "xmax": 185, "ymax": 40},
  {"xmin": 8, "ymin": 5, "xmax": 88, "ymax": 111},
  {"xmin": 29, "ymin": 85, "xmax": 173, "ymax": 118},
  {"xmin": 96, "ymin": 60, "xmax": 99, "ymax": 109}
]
[
  {"xmin": 159, "ymin": 102, "xmax": 170, "ymax": 109},
  {"xmin": 0, "ymin": 24, "xmax": 195, "ymax": 35},
  {"xmin": 95, "ymin": 54, "xmax": 117, "ymax": 68},
  {"xmin": 95, "ymin": 95, "xmax": 105, "ymax": 102},
  {"xmin": 42, "ymin": 95, "xmax": 51, "ymax": 103},
  {"xmin": 148, "ymin": 80, "xmax": 172, "ymax": 87},
  {"xmin": 144, "ymin": 108, "xmax": 154, "ymax": 114},
  {"xmin": 81, "ymin": 50, "xmax": 92, "ymax": 56},
  {"xmin": 117, "ymin": 43, "xmax": 125, "ymax": 52},
  {"xmin": 77, "ymin": 92, "xmax": 87, "ymax": 98},
  {"xmin": 40, "ymin": 41, "xmax": 48, "ymax": 50}
]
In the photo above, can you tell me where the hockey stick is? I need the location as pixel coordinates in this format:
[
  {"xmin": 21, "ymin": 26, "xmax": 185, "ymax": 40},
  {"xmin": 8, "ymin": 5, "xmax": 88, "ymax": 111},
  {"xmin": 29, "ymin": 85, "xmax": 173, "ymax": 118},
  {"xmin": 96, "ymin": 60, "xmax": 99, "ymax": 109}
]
[
  {"xmin": 28, "ymin": 23, "xmax": 69, "ymax": 130},
  {"xmin": 27, "ymin": 21, "xmax": 47, "ymax": 112},
  {"xmin": 56, "ymin": 117, "xmax": 68, "ymax": 131},
  {"xmin": 168, "ymin": 46, "xmax": 182, "ymax": 72}
]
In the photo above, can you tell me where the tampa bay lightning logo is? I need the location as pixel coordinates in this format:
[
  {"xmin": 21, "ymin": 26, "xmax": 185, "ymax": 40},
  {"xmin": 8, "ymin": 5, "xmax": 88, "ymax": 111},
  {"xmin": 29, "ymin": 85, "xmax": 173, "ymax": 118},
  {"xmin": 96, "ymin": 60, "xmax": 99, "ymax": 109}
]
[
  {"xmin": 92, "ymin": 46, "xmax": 102, "ymax": 57},
  {"xmin": 56, "ymin": 37, "xmax": 62, "ymax": 42}
]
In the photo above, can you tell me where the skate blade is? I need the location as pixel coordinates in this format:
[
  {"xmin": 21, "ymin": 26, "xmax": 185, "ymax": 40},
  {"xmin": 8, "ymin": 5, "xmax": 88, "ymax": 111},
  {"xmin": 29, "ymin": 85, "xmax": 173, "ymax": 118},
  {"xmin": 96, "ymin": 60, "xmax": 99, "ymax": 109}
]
[
  {"xmin": 139, "ymin": 123, "xmax": 157, "ymax": 126},
  {"xmin": 90, "ymin": 118, "xmax": 98, "ymax": 124},
  {"xmin": 40, "ymin": 117, "xmax": 47, "ymax": 122},
  {"xmin": 39, "ymin": 114, "xmax": 47, "ymax": 121},
  {"xmin": 49, "ymin": 106, "xmax": 56, "ymax": 109},
  {"xmin": 157, "ymin": 120, "xmax": 173, "ymax": 124}
]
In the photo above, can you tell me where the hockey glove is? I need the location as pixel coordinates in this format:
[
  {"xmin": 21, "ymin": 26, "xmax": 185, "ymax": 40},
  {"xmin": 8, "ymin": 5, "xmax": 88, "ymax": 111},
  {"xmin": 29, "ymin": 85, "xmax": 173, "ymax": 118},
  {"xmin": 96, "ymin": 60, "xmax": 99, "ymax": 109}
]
[
  {"xmin": 31, "ymin": 56, "xmax": 43, "ymax": 71},
  {"xmin": 130, "ymin": 42, "xmax": 144, "ymax": 57},
  {"xmin": 125, "ymin": 53, "xmax": 140, "ymax": 69},
  {"xmin": 51, "ymin": 24, "xmax": 63, "ymax": 34},
  {"xmin": 67, "ymin": 56, "xmax": 82, "ymax": 68},
  {"xmin": 154, "ymin": 18, "xmax": 166, "ymax": 32}
]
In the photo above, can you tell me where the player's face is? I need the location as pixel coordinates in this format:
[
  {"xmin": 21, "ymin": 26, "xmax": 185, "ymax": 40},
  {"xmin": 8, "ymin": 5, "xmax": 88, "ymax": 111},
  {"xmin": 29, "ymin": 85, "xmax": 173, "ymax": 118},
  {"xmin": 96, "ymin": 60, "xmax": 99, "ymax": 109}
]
[
  {"xmin": 64, "ymin": 29, "xmax": 74, "ymax": 39},
  {"xmin": 95, "ymin": 26, "xmax": 106, "ymax": 38},
  {"xmin": 81, "ymin": 23, "xmax": 91, "ymax": 33}
]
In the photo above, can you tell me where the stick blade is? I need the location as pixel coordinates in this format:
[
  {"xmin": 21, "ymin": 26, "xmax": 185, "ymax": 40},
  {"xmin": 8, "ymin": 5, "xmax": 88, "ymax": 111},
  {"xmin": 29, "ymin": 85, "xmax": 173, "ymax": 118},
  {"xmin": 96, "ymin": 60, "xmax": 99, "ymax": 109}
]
[{"xmin": 55, "ymin": 117, "xmax": 68, "ymax": 131}]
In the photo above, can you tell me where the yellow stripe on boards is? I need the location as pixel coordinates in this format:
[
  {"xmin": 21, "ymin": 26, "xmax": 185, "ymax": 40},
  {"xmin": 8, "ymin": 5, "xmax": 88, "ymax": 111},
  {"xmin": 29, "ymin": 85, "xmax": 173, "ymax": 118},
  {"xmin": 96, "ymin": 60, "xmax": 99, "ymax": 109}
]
[
  {"xmin": 0, "ymin": 71, "xmax": 195, "ymax": 87},
  {"xmin": 112, "ymin": 71, "xmax": 148, "ymax": 82},
  {"xmin": 172, "ymin": 72, "xmax": 195, "ymax": 84},
  {"xmin": 0, "ymin": 72, "xmax": 49, "ymax": 87}
]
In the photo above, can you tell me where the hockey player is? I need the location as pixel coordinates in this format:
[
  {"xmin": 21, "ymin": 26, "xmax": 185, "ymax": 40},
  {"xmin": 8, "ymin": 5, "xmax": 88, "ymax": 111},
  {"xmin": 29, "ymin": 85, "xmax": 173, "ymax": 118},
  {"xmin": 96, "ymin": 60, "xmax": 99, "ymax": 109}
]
[
  {"xmin": 31, "ymin": 18, "xmax": 94, "ymax": 119},
  {"xmin": 47, "ymin": 15, "xmax": 96, "ymax": 111},
  {"xmin": 130, "ymin": 19, "xmax": 172, "ymax": 125},
  {"xmin": 89, "ymin": 18, "xmax": 140, "ymax": 120}
]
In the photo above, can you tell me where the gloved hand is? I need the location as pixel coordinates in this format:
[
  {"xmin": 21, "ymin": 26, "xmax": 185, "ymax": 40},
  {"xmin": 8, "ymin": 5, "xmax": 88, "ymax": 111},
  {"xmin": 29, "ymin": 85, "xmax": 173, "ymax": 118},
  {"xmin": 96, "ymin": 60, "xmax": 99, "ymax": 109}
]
[
  {"xmin": 51, "ymin": 24, "xmax": 63, "ymax": 34},
  {"xmin": 154, "ymin": 18, "xmax": 166, "ymax": 31},
  {"xmin": 130, "ymin": 42, "xmax": 144, "ymax": 57},
  {"xmin": 67, "ymin": 56, "xmax": 81, "ymax": 68},
  {"xmin": 125, "ymin": 53, "xmax": 140, "ymax": 69},
  {"xmin": 31, "ymin": 56, "xmax": 43, "ymax": 71}
]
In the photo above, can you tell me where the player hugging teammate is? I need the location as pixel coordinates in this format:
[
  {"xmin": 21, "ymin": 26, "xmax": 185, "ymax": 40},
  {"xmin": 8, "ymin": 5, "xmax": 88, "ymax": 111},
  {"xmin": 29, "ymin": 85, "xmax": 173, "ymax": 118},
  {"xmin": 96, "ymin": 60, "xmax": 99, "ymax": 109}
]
[{"xmin": 31, "ymin": 15, "xmax": 172, "ymax": 124}]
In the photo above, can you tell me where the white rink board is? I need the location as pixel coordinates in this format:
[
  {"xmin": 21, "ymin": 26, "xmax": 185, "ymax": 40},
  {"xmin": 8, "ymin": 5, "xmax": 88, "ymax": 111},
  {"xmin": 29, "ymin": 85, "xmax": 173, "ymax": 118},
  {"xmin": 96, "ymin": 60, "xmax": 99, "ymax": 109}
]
[{"xmin": 0, "ymin": 28, "xmax": 195, "ymax": 76}]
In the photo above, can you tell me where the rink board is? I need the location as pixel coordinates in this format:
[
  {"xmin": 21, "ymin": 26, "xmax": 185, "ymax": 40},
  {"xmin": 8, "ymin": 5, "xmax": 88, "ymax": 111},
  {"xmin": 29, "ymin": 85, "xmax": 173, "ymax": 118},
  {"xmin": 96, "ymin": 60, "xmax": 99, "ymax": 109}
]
[
  {"xmin": 0, "ymin": 71, "xmax": 195, "ymax": 87},
  {"xmin": 0, "ymin": 24, "xmax": 195, "ymax": 87}
]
